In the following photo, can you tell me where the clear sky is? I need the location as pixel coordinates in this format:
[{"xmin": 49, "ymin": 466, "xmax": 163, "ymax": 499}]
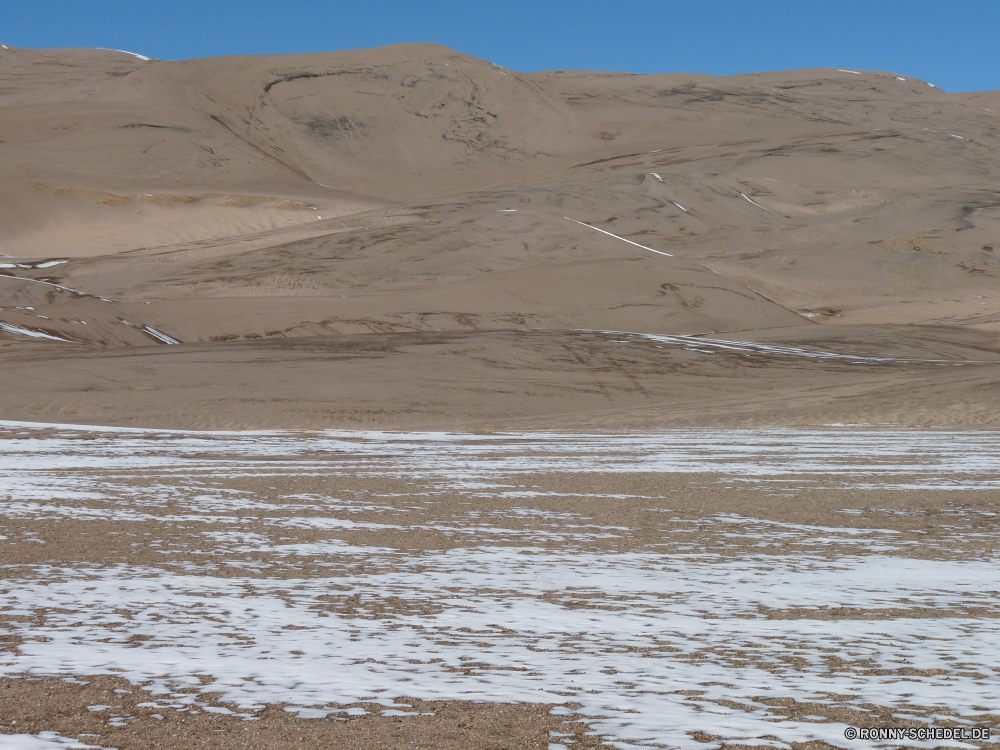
[{"xmin": 2, "ymin": 0, "xmax": 997, "ymax": 93}]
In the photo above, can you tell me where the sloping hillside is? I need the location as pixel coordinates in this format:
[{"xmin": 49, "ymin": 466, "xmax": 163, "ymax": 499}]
[{"xmin": 1, "ymin": 43, "xmax": 999, "ymax": 428}]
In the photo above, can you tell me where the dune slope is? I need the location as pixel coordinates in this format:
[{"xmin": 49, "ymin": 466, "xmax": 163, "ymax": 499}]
[{"xmin": 2, "ymin": 43, "xmax": 999, "ymax": 428}]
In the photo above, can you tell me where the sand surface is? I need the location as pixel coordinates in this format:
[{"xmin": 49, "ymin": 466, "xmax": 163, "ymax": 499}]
[
  {"xmin": 1, "ymin": 44, "xmax": 1000, "ymax": 429},
  {"xmin": 2, "ymin": 43, "xmax": 1000, "ymax": 749}
]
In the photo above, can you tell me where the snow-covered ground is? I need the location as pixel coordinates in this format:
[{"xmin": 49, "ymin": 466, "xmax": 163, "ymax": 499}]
[
  {"xmin": 1, "ymin": 423, "xmax": 998, "ymax": 749},
  {"xmin": 4, "ymin": 552, "xmax": 999, "ymax": 749},
  {"xmin": 4, "ymin": 421, "xmax": 1000, "ymax": 490}
]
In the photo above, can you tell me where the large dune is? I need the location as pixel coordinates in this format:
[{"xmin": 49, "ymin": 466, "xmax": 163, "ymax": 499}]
[{"xmin": 2, "ymin": 43, "xmax": 1000, "ymax": 428}]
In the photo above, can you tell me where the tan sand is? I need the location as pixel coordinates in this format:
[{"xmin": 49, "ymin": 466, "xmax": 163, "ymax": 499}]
[{"xmin": 1, "ymin": 43, "xmax": 999, "ymax": 430}]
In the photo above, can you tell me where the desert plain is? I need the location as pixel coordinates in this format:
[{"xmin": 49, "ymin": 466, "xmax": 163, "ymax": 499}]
[{"xmin": 0, "ymin": 42, "xmax": 998, "ymax": 749}]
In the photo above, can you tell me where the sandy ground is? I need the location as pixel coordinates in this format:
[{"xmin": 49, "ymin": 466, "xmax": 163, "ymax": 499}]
[
  {"xmin": 1, "ymin": 44, "xmax": 1000, "ymax": 431},
  {"xmin": 2, "ymin": 326, "xmax": 1000, "ymax": 431}
]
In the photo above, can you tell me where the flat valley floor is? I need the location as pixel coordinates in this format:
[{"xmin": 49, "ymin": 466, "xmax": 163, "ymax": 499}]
[{"xmin": 1, "ymin": 423, "xmax": 998, "ymax": 749}]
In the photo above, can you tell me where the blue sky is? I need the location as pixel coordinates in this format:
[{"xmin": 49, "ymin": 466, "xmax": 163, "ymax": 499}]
[{"xmin": 2, "ymin": 0, "xmax": 997, "ymax": 93}]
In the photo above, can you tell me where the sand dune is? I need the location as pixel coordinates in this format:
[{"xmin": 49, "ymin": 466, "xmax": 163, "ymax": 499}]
[{"xmin": 2, "ymin": 43, "xmax": 999, "ymax": 428}]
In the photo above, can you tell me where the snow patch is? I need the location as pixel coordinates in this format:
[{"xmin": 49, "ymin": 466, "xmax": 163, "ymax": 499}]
[
  {"xmin": 0, "ymin": 322, "xmax": 75, "ymax": 343},
  {"xmin": 98, "ymin": 48, "xmax": 151, "ymax": 61},
  {"xmin": 565, "ymin": 218, "xmax": 672, "ymax": 257},
  {"xmin": 0, "ymin": 274, "xmax": 110, "ymax": 300},
  {"xmin": 2, "ymin": 553, "xmax": 999, "ymax": 750},
  {"xmin": 0, "ymin": 732, "xmax": 106, "ymax": 749},
  {"xmin": 140, "ymin": 325, "xmax": 180, "ymax": 345},
  {"xmin": 597, "ymin": 330, "xmax": 997, "ymax": 368},
  {"xmin": 740, "ymin": 193, "xmax": 779, "ymax": 216},
  {"xmin": 4, "ymin": 425, "xmax": 1000, "ymax": 748}
]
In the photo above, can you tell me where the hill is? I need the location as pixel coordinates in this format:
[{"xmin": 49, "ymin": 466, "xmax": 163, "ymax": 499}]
[{"xmin": 2, "ymin": 43, "xmax": 1000, "ymax": 428}]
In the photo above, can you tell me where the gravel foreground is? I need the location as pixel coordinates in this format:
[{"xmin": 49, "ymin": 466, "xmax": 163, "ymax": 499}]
[{"xmin": 0, "ymin": 423, "xmax": 998, "ymax": 749}]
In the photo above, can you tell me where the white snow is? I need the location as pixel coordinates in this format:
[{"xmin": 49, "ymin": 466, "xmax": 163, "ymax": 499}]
[
  {"xmin": 649, "ymin": 173, "xmax": 664, "ymax": 182},
  {"xmin": 499, "ymin": 209, "xmax": 517, "ymax": 212},
  {"xmin": 97, "ymin": 48, "xmax": 151, "ymax": 61},
  {"xmin": 140, "ymin": 325, "xmax": 180, "ymax": 345},
  {"xmin": 5, "ymin": 422, "xmax": 1000, "ymax": 506},
  {"xmin": 0, "ymin": 733, "xmax": 106, "ymax": 749},
  {"xmin": 3, "ymin": 552, "xmax": 999, "ymax": 750},
  {"xmin": 740, "ymin": 193, "xmax": 779, "ymax": 215},
  {"xmin": 564, "ymin": 218, "xmax": 673, "ymax": 257},
  {"xmin": 0, "ymin": 274, "xmax": 108, "ymax": 300},
  {"xmin": 671, "ymin": 201, "xmax": 688, "ymax": 212},
  {"xmin": 836, "ymin": 69, "xmax": 861, "ymax": 74},
  {"xmin": 4, "ymin": 424, "xmax": 1000, "ymax": 748},
  {"xmin": 896, "ymin": 77, "xmax": 906, "ymax": 81},
  {"xmin": 34, "ymin": 260, "xmax": 68, "ymax": 268},
  {"xmin": 0, "ymin": 322, "xmax": 75, "ymax": 343},
  {"xmin": 950, "ymin": 134, "xmax": 964, "ymax": 139},
  {"xmin": 608, "ymin": 330, "xmax": 995, "ymax": 367}
]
